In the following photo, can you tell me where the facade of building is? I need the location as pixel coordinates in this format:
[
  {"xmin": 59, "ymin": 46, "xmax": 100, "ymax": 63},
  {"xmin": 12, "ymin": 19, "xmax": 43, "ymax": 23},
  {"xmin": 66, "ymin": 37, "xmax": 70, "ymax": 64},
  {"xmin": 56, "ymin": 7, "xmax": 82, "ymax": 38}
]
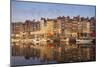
[{"xmin": 11, "ymin": 16, "xmax": 95, "ymax": 46}]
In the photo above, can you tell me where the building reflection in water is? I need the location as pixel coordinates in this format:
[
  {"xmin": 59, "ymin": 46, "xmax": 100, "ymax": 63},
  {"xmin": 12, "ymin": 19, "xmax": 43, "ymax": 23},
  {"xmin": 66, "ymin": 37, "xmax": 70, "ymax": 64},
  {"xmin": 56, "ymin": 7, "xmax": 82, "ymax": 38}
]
[{"xmin": 11, "ymin": 40, "xmax": 95, "ymax": 66}]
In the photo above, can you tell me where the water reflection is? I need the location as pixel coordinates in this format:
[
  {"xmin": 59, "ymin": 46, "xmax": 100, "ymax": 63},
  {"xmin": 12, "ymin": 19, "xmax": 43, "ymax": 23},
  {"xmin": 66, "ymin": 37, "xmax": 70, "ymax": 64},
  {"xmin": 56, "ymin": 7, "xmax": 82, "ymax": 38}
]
[{"xmin": 11, "ymin": 41, "xmax": 95, "ymax": 66}]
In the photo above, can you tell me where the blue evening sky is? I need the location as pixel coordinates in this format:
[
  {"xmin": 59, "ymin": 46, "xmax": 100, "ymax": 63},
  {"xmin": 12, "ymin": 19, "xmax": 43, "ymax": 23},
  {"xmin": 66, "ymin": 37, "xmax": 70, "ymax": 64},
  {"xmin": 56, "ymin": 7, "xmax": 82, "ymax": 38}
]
[{"xmin": 11, "ymin": 1, "xmax": 96, "ymax": 22}]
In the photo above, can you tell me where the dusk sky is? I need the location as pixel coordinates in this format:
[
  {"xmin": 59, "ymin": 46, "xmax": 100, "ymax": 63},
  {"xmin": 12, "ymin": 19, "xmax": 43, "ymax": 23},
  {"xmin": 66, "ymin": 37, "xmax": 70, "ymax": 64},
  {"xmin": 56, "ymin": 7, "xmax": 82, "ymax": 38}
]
[{"xmin": 11, "ymin": 1, "xmax": 96, "ymax": 22}]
